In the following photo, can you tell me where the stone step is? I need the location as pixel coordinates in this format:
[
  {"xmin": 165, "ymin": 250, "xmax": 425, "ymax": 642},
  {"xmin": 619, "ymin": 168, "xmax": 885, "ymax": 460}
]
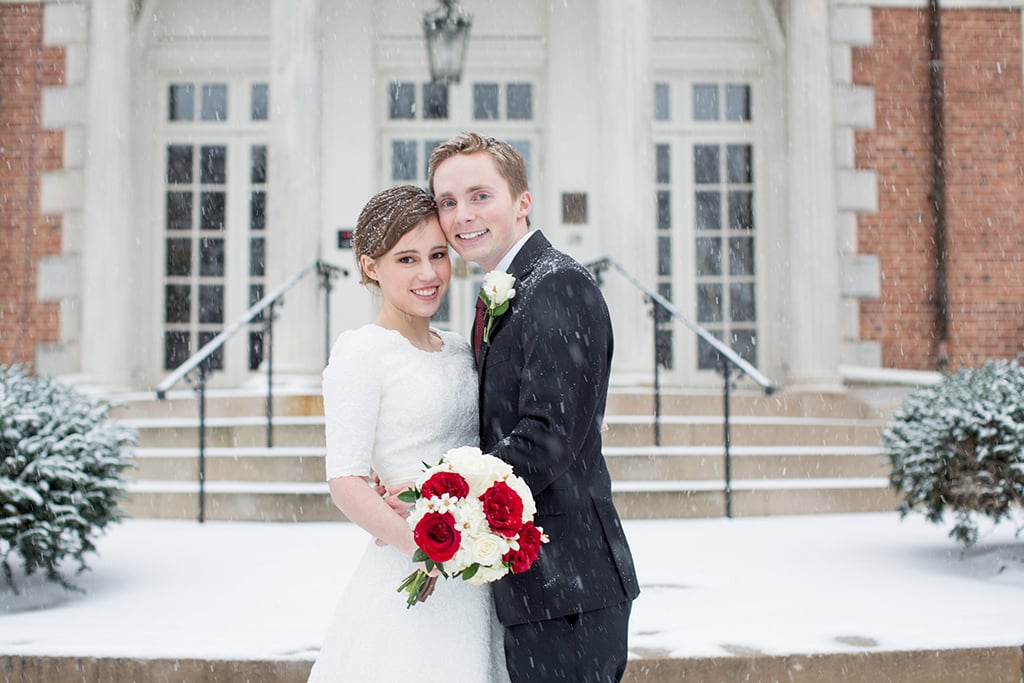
[
  {"xmin": 123, "ymin": 476, "xmax": 896, "ymax": 521},
  {"xmin": 121, "ymin": 415, "xmax": 884, "ymax": 449},
  {"xmin": 603, "ymin": 445, "xmax": 887, "ymax": 480},
  {"xmin": 605, "ymin": 387, "xmax": 889, "ymax": 419},
  {"xmin": 128, "ymin": 445, "xmax": 888, "ymax": 483},
  {"xmin": 110, "ymin": 387, "xmax": 888, "ymax": 421}
]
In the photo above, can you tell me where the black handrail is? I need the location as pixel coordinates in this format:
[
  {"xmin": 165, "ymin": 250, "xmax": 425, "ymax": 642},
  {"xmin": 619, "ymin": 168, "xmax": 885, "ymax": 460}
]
[
  {"xmin": 587, "ymin": 257, "xmax": 776, "ymax": 518},
  {"xmin": 155, "ymin": 258, "xmax": 347, "ymax": 522}
]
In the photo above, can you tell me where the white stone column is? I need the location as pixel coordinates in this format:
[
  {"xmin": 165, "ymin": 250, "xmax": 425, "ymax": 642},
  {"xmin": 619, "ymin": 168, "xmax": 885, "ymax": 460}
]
[
  {"xmin": 786, "ymin": 0, "xmax": 843, "ymax": 390},
  {"xmin": 597, "ymin": 0, "xmax": 655, "ymax": 380},
  {"xmin": 267, "ymin": 0, "xmax": 323, "ymax": 380},
  {"xmin": 80, "ymin": 0, "xmax": 133, "ymax": 389}
]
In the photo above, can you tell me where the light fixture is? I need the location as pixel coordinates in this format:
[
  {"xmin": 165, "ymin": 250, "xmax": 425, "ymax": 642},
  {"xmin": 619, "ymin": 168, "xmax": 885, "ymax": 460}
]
[{"xmin": 422, "ymin": 0, "xmax": 472, "ymax": 84}]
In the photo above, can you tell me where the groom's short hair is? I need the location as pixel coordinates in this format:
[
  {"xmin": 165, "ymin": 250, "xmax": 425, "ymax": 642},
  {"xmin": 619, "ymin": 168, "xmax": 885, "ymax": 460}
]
[{"xmin": 428, "ymin": 132, "xmax": 530, "ymax": 203}]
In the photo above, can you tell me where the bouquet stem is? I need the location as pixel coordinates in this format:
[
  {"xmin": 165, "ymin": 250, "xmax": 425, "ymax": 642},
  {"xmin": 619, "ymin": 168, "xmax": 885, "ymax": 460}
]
[{"xmin": 397, "ymin": 569, "xmax": 437, "ymax": 608}]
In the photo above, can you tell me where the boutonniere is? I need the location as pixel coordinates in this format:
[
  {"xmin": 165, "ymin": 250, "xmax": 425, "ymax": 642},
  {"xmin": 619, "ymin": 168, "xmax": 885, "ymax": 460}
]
[{"xmin": 479, "ymin": 271, "xmax": 516, "ymax": 343}]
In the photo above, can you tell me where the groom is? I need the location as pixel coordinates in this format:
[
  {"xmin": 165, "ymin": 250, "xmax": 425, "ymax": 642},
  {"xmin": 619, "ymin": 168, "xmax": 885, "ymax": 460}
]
[{"xmin": 428, "ymin": 132, "xmax": 640, "ymax": 682}]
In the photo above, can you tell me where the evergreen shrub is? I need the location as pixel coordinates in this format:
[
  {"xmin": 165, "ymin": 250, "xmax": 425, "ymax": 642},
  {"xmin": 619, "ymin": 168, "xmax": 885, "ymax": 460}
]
[
  {"xmin": 882, "ymin": 355, "xmax": 1024, "ymax": 548},
  {"xmin": 0, "ymin": 365, "xmax": 136, "ymax": 590}
]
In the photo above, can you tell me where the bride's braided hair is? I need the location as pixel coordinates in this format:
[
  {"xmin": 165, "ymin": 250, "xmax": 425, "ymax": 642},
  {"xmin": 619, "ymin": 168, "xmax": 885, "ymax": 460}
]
[{"xmin": 353, "ymin": 185, "xmax": 439, "ymax": 286}]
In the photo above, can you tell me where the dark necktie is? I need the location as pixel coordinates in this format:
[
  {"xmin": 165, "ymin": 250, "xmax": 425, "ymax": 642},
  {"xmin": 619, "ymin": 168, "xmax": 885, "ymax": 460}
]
[{"xmin": 473, "ymin": 297, "xmax": 486, "ymax": 361}]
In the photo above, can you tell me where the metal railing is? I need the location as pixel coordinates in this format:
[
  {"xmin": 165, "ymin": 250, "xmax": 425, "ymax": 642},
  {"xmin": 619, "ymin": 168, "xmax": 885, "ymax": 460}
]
[
  {"xmin": 155, "ymin": 258, "xmax": 347, "ymax": 522},
  {"xmin": 587, "ymin": 257, "xmax": 776, "ymax": 518}
]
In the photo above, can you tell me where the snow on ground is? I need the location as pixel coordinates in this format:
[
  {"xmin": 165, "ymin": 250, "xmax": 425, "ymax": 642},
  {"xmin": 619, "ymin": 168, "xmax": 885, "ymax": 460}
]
[{"xmin": 0, "ymin": 512, "xmax": 1021, "ymax": 661}]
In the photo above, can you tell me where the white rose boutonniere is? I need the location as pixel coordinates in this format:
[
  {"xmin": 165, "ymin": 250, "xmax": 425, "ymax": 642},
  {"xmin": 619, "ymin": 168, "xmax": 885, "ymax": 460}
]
[{"xmin": 479, "ymin": 271, "xmax": 516, "ymax": 343}]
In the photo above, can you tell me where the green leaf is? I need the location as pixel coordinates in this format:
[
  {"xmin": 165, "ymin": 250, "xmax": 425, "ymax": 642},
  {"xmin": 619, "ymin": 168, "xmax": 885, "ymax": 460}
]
[
  {"xmin": 460, "ymin": 563, "xmax": 479, "ymax": 581},
  {"xmin": 397, "ymin": 489, "xmax": 419, "ymax": 503},
  {"xmin": 413, "ymin": 549, "xmax": 429, "ymax": 563},
  {"xmin": 492, "ymin": 301, "xmax": 510, "ymax": 317}
]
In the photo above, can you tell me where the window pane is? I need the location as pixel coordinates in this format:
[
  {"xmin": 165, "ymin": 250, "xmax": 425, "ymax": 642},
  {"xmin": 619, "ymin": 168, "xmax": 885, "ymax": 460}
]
[
  {"xmin": 695, "ymin": 191, "xmax": 720, "ymax": 230},
  {"xmin": 250, "ymin": 237, "xmax": 265, "ymax": 277},
  {"xmin": 250, "ymin": 284, "xmax": 265, "ymax": 321},
  {"xmin": 655, "ymin": 282, "xmax": 672, "ymax": 324},
  {"xmin": 164, "ymin": 331, "xmax": 191, "ymax": 370},
  {"xmin": 165, "ymin": 285, "xmax": 191, "ymax": 323},
  {"xmin": 698, "ymin": 333, "xmax": 724, "ymax": 371},
  {"xmin": 199, "ymin": 237, "xmax": 225, "ymax": 276},
  {"xmin": 695, "ymin": 237, "xmax": 722, "ymax": 276},
  {"xmin": 250, "ymin": 191, "xmax": 266, "ymax": 231},
  {"xmin": 169, "ymin": 84, "xmax": 194, "ymax": 121},
  {"xmin": 251, "ymin": 83, "xmax": 269, "ymax": 120},
  {"xmin": 694, "ymin": 145, "xmax": 720, "ymax": 184},
  {"xmin": 697, "ymin": 283, "xmax": 722, "ymax": 323},
  {"xmin": 166, "ymin": 191, "xmax": 192, "ymax": 230},
  {"xmin": 389, "ymin": 82, "xmax": 415, "ymax": 119},
  {"xmin": 199, "ymin": 285, "xmax": 224, "ymax": 323},
  {"xmin": 656, "ymin": 328, "xmax": 673, "ymax": 369},
  {"xmin": 726, "ymin": 84, "xmax": 751, "ymax": 121},
  {"xmin": 507, "ymin": 83, "xmax": 532, "ymax": 120},
  {"xmin": 200, "ymin": 146, "xmax": 226, "ymax": 184},
  {"xmin": 423, "ymin": 82, "xmax": 448, "ymax": 119},
  {"xmin": 729, "ymin": 236, "xmax": 754, "ymax": 276},
  {"xmin": 730, "ymin": 283, "xmax": 756, "ymax": 322},
  {"xmin": 657, "ymin": 235, "xmax": 672, "ymax": 276},
  {"xmin": 166, "ymin": 238, "xmax": 191, "ymax": 276},
  {"xmin": 728, "ymin": 191, "xmax": 753, "ymax": 231},
  {"xmin": 166, "ymin": 146, "xmax": 193, "ymax": 184},
  {"xmin": 200, "ymin": 192, "xmax": 226, "ymax": 230},
  {"xmin": 657, "ymin": 190, "xmax": 671, "ymax": 230},
  {"xmin": 391, "ymin": 140, "xmax": 418, "ymax": 181},
  {"xmin": 509, "ymin": 140, "xmax": 531, "ymax": 180},
  {"xmin": 731, "ymin": 328, "xmax": 757, "ymax": 364},
  {"xmin": 655, "ymin": 144, "xmax": 670, "ymax": 184},
  {"xmin": 654, "ymin": 83, "xmax": 670, "ymax": 121},
  {"xmin": 693, "ymin": 84, "xmax": 719, "ymax": 121},
  {"xmin": 251, "ymin": 145, "xmax": 267, "ymax": 183},
  {"xmin": 473, "ymin": 83, "xmax": 499, "ymax": 119},
  {"xmin": 200, "ymin": 84, "xmax": 228, "ymax": 121},
  {"xmin": 198, "ymin": 331, "xmax": 224, "ymax": 370},
  {"xmin": 727, "ymin": 145, "xmax": 752, "ymax": 184},
  {"xmin": 424, "ymin": 139, "xmax": 444, "ymax": 180},
  {"xmin": 248, "ymin": 330, "xmax": 264, "ymax": 371}
]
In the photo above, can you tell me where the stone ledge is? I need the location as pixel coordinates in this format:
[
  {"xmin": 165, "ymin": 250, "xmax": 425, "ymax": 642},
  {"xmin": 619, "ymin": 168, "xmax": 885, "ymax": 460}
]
[{"xmin": 3, "ymin": 646, "xmax": 1021, "ymax": 683}]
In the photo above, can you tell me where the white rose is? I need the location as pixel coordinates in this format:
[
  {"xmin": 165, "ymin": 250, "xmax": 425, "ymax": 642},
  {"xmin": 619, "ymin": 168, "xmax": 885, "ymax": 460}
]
[
  {"xmin": 443, "ymin": 447, "xmax": 511, "ymax": 496},
  {"xmin": 503, "ymin": 474, "xmax": 537, "ymax": 521},
  {"xmin": 466, "ymin": 562, "xmax": 510, "ymax": 586},
  {"xmin": 468, "ymin": 533, "xmax": 508, "ymax": 567},
  {"xmin": 481, "ymin": 271, "xmax": 516, "ymax": 308}
]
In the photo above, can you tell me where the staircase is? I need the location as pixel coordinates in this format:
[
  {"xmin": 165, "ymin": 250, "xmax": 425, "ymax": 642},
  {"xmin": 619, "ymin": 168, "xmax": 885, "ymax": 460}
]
[{"xmin": 109, "ymin": 385, "xmax": 898, "ymax": 522}]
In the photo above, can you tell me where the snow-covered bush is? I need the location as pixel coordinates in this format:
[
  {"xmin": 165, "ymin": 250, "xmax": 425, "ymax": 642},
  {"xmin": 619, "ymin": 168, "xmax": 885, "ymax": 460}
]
[
  {"xmin": 0, "ymin": 365, "xmax": 136, "ymax": 590},
  {"xmin": 882, "ymin": 356, "xmax": 1024, "ymax": 548}
]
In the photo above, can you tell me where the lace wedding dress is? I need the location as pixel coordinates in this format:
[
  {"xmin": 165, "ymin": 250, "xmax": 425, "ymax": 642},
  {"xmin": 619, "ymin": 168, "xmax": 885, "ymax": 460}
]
[{"xmin": 308, "ymin": 324, "xmax": 509, "ymax": 682}]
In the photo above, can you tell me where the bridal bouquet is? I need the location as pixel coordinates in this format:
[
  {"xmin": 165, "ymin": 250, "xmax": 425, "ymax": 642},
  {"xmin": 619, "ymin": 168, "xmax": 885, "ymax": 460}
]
[{"xmin": 396, "ymin": 446, "xmax": 549, "ymax": 608}]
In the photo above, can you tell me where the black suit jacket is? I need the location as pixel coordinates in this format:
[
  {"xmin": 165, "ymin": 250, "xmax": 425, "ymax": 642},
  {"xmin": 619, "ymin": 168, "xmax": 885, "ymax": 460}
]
[{"xmin": 476, "ymin": 231, "xmax": 640, "ymax": 626}]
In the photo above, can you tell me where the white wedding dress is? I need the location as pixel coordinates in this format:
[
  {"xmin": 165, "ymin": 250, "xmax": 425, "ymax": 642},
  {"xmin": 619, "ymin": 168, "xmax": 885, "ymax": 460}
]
[{"xmin": 308, "ymin": 324, "xmax": 510, "ymax": 682}]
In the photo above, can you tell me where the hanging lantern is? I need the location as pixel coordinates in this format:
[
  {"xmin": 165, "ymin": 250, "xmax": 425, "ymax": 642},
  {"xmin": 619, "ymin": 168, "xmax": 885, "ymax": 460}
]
[{"xmin": 423, "ymin": 0, "xmax": 472, "ymax": 84}]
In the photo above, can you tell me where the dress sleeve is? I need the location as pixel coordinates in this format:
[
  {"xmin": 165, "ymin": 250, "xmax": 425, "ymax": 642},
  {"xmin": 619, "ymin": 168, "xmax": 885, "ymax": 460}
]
[{"xmin": 321, "ymin": 330, "xmax": 380, "ymax": 480}]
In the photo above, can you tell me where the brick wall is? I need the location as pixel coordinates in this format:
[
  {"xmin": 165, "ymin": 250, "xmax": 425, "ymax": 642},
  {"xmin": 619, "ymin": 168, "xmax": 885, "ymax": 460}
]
[
  {"xmin": 0, "ymin": 2, "xmax": 64, "ymax": 367},
  {"xmin": 854, "ymin": 8, "xmax": 1024, "ymax": 370}
]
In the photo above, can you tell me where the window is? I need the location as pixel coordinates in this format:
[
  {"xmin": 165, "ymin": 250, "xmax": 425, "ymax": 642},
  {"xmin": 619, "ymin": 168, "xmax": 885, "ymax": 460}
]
[{"xmin": 162, "ymin": 80, "xmax": 269, "ymax": 373}]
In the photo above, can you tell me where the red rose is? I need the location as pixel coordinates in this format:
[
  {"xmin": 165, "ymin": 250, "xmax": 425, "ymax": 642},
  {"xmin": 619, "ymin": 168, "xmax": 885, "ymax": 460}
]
[
  {"xmin": 420, "ymin": 471, "xmax": 470, "ymax": 500},
  {"xmin": 413, "ymin": 512, "xmax": 461, "ymax": 563},
  {"xmin": 479, "ymin": 481, "xmax": 524, "ymax": 537},
  {"xmin": 503, "ymin": 521, "xmax": 543, "ymax": 574}
]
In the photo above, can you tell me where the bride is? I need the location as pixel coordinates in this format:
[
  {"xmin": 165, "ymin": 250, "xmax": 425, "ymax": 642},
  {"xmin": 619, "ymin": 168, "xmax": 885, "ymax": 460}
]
[{"xmin": 307, "ymin": 185, "xmax": 509, "ymax": 682}]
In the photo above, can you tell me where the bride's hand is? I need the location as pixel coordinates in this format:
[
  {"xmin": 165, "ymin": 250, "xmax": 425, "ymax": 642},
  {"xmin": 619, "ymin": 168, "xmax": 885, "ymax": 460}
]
[{"xmin": 382, "ymin": 480, "xmax": 414, "ymax": 517}]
